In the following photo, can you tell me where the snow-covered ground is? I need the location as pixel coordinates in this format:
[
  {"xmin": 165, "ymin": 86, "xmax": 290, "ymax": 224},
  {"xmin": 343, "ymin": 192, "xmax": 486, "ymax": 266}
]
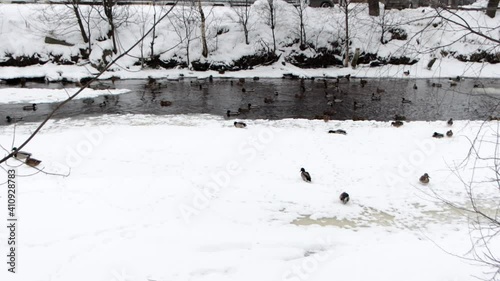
[
  {"xmin": 0, "ymin": 111, "xmax": 499, "ymax": 281},
  {"xmin": 0, "ymin": 0, "xmax": 499, "ymax": 81},
  {"xmin": 1, "ymin": 1, "xmax": 500, "ymax": 279}
]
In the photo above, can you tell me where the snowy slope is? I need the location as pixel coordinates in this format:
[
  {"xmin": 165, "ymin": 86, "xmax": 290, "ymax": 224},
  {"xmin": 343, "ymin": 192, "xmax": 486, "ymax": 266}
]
[
  {"xmin": 0, "ymin": 114, "xmax": 498, "ymax": 281},
  {"xmin": 0, "ymin": 0, "xmax": 499, "ymax": 80}
]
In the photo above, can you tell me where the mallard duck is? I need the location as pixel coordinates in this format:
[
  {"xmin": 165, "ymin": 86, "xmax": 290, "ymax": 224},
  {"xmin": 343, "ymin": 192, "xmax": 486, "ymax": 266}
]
[
  {"xmin": 403, "ymin": 70, "xmax": 410, "ymax": 76},
  {"xmin": 253, "ymin": 76, "xmax": 260, "ymax": 81},
  {"xmin": 328, "ymin": 129, "xmax": 347, "ymax": 135},
  {"xmin": 226, "ymin": 110, "xmax": 240, "ymax": 117},
  {"xmin": 23, "ymin": 104, "xmax": 37, "ymax": 111},
  {"xmin": 248, "ymin": 103, "xmax": 258, "ymax": 109},
  {"xmin": 300, "ymin": 168, "xmax": 311, "ymax": 183},
  {"xmin": 99, "ymin": 101, "xmax": 107, "ymax": 108},
  {"xmin": 339, "ymin": 192, "xmax": 350, "ymax": 204},
  {"xmin": 360, "ymin": 79, "xmax": 367, "ymax": 87},
  {"xmin": 433, "ymin": 132, "xmax": 444, "ymax": 138},
  {"xmin": 160, "ymin": 100, "xmax": 172, "ymax": 107},
  {"xmin": 371, "ymin": 93, "xmax": 381, "ymax": 101},
  {"xmin": 413, "ymin": 83, "xmax": 418, "ymax": 90},
  {"xmin": 447, "ymin": 118, "xmax": 453, "ymax": 126},
  {"xmin": 11, "ymin": 147, "xmax": 31, "ymax": 160},
  {"xmin": 450, "ymin": 82, "xmax": 457, "ymax": 87},
  {"xmin": 419, "ymin": 173, "xmax": 430, "ymax": 184},
  {"xmin": 6, "ymin": 116, "xmax": 22, "ymax": 123},
  {"xmin": 432, "ymin": 83, "xmax": 442, "ymax": 88},
  {"xmin": 391, "ymin": 121, "xmax": 404, "ymax": 127},
  {"xmin": 234, "ymin": 121, "xmax": 247, "ymax": 128},
  {"xmin": 25, "ymin": 157, "xmax": 42, "ymax": 167},
  {"xmin": 376, "ymin": 87, "xmax": 385, "ymax": 94},
  {"xmin": 402, "ymin": 98, "xmax": 412, "ymax": 104},
  {"xmin": 446, "ymin": 130, "xmax": 453, "ymax": 137}
]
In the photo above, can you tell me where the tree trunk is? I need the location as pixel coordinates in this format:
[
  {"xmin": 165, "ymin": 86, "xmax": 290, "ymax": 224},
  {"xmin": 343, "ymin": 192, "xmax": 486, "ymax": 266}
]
[
  {"xmin": 150, "ymin": 0, "xmax": 157, "ymax": 60},
  {"xmin": 198, "ymin": 0, "xmax": 208, "ymax": 58},
  {"xmin": 72, "ymin": 1, "xmax": 89, "ymax": 43},
  {"xmin": 344, "ymin": 5, "xmax": 349, "ymax": 67},
  {"xmin": 486, "ymin": 0, "xmax": 499, "ymax": 18},
  {"xmin": 269, "ymin": 0, "xmax": 276, "ymax": 53},
  {"xmin": 244, "ymin": 24, "xmax": 249, "ymax": 45},
  {"xmin": 103, "ymin": 0, "xmax": 117, "ymax": 54},
  {"xmin": 368, "ymin": 0, "xmax": 380, "ymax": 16}
]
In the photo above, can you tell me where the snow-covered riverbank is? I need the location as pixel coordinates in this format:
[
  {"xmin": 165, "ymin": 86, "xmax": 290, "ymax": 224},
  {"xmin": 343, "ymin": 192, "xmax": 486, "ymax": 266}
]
[
  {"xmin": 0, "ymin": 114, "xmax": 498, "ymax": 281},
  {"xmin": 0, "ymin": 0, "xmax": 499, "ymax": 81}
]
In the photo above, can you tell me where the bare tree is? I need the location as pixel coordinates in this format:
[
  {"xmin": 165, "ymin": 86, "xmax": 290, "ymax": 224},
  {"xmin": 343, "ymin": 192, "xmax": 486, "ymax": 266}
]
[
  {"xmin": 169, "ymin": 3, "xmax": 198, "ymax": 67},
  {"xmin": 197, "ymin": 0, "xmax": 209, "ymax": 58},
  {"xmin": 230, "ymin": 0, "xmax": 253, "ymax": 45},
  {"xmin": 259, "ymin": 0, "xmax": 278, "ymax": 53},
  {"xmin": 69, "ymin": 0, "xmax": 89, "ymax": 43},
  {"xmin": 427, "ymin": 121, "xmax": 500, "ymax": 280},
  {"xmin": 293, "ymin": 0, "xmax": 308, "ymax": 49},
  {"xmin": 102, "ymin": 0, "xmax": 118, "ymax": 54}
]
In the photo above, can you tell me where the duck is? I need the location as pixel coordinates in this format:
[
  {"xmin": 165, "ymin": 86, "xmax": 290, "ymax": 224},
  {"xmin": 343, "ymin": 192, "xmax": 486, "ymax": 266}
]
[
  {"xmin": 160, "ymin": 100, "xmax": 172, "ymax": 107},
  {"xmin": 248, "ymin": 103, "xmax": 258, "ymax": 109},
  {"xmin": 419, "ymin": 173, "xmax": 430, "ymax": 184},
  {"xmin": 99, "ymin": 101, "xmax": 107, "ymax": 108},
  {"xmin": 446, "ymin": 130, "xmax": 453, "ymax": 137},
  {"xmin": 402, "ymin": 98, "xmax": 412, "ymax": 104},
  {"xmin": 391, "ymin": 120, "xmax": 404, "ymax": 127},
  {"xmin": 300, "ymin": 168, "xmax": 311, "ymax": 183},
  {"xmin": 328, "ymin": 129, "xmax": 347, "ymax": 135},
  {"xmin": 433, "ymin": 132, "xmax": 444, "ymax": 138},
  {"xmin": 226, "ymin": 110, "xmax": 240, "ymax": 117},
  {"xmin": 450, "ymin": 82, "xmax": 457, "ymax": 87},
  {"xmin": 234, "ymin": 121, "xmax": 247, "ymax": 128},
  {"xmin": 353, "ymin": 101, "xmax": 365, "ymax": 110},
  {"xmin": 11, "ymin": 147, "xmax": 31, "ymax": 160},
  {"xmin": 413, "ymin": 83, "xmax": 418, "ymax": 90},
  {"xmin": 339, "ymin": 192, "xmax": 350, "ymax": 204},
  {"xmin": 403, "ymin": 70, "xmax": 410, "ymax": 76},
  {"xmin": 371, "ymin": 93, "xmax": 381, "ymax": 101},
  {"xmin": 447, "ymin": 118, "xmax": 453, "ymax": 126},
  {"xmin": 432, "ymin": 83, "xmax": 442, "ymax": 88},
  {"xmin": 6, "ymin": 116, "xmax": 22, "ymax": 123},
  {"xmin": 23, "ymin": 104, "xmax": 37, "ymax": 111},
  {"xmin": 360, "ymin": 79, "xmax": 367, "ymax": 87},
  {"xmin": 25, "ymin": 157, "xmax": 42, "ymax": 167},
  {"xmin": 376, "ymin": 87, "xmax": 385, "ymax": 94}
]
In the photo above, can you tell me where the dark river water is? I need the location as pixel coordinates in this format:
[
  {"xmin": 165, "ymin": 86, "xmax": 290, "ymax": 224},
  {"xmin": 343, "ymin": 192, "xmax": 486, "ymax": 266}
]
[{"xmin": 1, "ymin": 77, "xmax": 500, "ymax": 125}]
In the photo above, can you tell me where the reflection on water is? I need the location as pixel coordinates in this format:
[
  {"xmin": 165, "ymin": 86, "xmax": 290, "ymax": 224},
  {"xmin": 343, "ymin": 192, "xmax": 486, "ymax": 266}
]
[{"xmin": 1, "ymin": 77, "xmax": 500, "ymax": 125}]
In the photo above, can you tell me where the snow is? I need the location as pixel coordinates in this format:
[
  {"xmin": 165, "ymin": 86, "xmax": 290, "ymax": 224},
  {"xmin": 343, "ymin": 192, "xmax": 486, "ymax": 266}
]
[
  {"xmin": 0, "ymin": 113, "xmax": 499, "ymax": 281},
  {"xmin": 1, "ymin": 0, "xmax": 500, "ymax": 280},
  {"xmin": 0, "ymin": 0, "xmax": 499, "ymax": 81}
]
